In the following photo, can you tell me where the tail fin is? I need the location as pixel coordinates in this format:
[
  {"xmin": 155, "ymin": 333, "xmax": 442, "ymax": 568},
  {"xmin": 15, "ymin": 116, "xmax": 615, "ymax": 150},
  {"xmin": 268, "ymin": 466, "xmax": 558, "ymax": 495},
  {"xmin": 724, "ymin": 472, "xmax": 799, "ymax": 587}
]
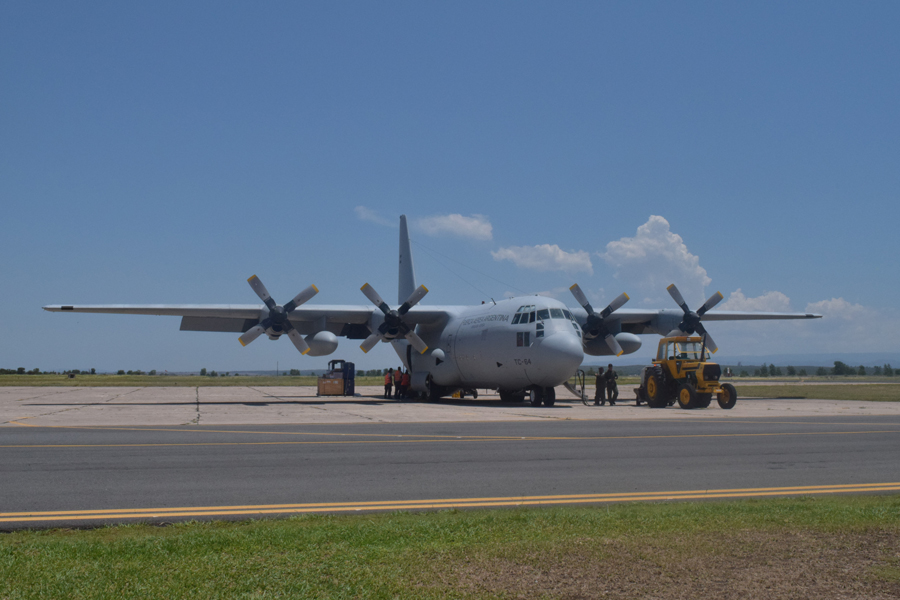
[{"xmin": 398, "ymin": 215, "xmax": 417, "ymax": 304}]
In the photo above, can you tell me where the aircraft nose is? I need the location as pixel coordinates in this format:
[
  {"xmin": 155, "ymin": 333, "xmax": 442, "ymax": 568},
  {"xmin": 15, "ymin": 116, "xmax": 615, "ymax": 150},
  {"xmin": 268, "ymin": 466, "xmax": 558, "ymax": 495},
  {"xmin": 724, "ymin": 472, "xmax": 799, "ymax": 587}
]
[{"xmin": 538, "ymin": 331, "xmax": 584, "ymax": 375}]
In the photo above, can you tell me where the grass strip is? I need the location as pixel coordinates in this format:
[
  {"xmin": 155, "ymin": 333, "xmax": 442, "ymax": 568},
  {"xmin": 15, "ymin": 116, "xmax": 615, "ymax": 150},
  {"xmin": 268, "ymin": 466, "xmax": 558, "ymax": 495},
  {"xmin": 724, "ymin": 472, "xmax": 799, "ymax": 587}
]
[
  {"xmin": 738, "ymin": 384, "xmax": 900, "ymax": 402},
  {"xmin": 2, "ymin": 496, "xmax": 900, "ymax": 599}
]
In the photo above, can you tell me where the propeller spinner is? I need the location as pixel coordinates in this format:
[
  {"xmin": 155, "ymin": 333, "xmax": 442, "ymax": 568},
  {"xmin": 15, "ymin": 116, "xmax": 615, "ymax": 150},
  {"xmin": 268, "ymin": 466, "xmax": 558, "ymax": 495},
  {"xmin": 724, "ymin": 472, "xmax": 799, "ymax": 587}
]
[
  {"xmin": 569, "ymin": 284, "xmax": 630, "ymax": 356},
  {"xmin": 359, "ymin": 283, "xmax": 429, "ymax": 354},
  {"xmin": 238, "ymin": 275, "xmax": 318, "ymax": 355},
  {"xmin": 666, "ymin": 283, "xmax": 724, "ymax": 353}
]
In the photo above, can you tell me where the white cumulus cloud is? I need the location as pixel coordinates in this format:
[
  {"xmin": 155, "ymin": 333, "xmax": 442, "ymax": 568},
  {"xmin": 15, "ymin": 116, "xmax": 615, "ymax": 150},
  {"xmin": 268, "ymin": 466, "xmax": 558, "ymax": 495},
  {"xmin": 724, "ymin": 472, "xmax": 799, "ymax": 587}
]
[
  {"xmin": 414, "ymin": 214, "xmax": 493, "ymax": 240},
  {"xmin": 600, "ymin": 215, "xmax": 711, "ymax": 305},
  {"xmin": 492, "ymin": 244, "xmax": 593, "ymax": 275},
  {"xmin": 804, "ymin": 297, "xmax": 872, "ymax": 321},
  {"xmin": 719, "ymin": 289, "xmax": 792, "ymax": 312},
  {"xmin": 354, "ymin": 206, "xmax": 394, "ymax": 227}
]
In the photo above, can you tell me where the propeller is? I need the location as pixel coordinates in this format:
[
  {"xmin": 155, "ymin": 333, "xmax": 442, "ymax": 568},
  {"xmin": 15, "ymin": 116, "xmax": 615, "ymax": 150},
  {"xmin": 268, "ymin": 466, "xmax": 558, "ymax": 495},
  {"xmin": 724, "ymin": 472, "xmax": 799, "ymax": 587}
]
[
  {"xmin": 359, "ymin": 283, "xmax": 429, "ymax": 354},
  {"xmin": 666, "ymin": 283, "xmax": 723, "ymax": 353},
  {"xmin": 569, "ymin": 284, "xmax": 630, "ymax": 356},
  {"xmin": 238, "ymin": 275, "xmax": 319, "ymax": 355}
]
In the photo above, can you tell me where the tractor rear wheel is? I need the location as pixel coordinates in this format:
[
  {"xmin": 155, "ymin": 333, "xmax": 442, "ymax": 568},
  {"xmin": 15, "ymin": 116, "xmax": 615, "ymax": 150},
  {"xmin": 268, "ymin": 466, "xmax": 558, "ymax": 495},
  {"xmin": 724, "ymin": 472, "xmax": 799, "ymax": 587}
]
[
  {"xmin": 676, "ymin": 382, "xmax": 698, "ymax": 409},
  {"xmin": 645, "ymin": 372, "xmax": 667, "ymax": 408},
  {"xmin": 717, "ymin": 383, "xmax": 737, "ymax": 409}
]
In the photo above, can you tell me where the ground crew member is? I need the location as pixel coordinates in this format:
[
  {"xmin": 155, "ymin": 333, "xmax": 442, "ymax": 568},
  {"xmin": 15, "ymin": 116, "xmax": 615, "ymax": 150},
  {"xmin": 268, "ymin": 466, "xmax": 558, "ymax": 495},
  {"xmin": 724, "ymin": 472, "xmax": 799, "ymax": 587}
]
[
  {"xmin": 400, "ymin": 369, "xmax": 411, "ymax": 399},
  {"xmin": 393, "ymin": 366, "xmax": 402, "ymax": 398},
  {"xmin": 605, "ymin": 364, "xmax": 619, "ymax": 405},
  {"xmin": 384, "ymin": 368, "xmax": 393, "ymax": 399},
  {"xmin": 593, "ymin": 369, "xmax": 607, "ymax": 405}
]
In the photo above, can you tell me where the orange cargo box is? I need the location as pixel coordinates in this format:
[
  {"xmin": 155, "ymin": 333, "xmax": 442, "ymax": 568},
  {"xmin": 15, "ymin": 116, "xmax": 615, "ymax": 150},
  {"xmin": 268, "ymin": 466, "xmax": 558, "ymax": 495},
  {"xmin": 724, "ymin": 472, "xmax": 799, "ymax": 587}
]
[{"xmin": 317, "ymin": 377, "xmax": 345, "ymax": 396}]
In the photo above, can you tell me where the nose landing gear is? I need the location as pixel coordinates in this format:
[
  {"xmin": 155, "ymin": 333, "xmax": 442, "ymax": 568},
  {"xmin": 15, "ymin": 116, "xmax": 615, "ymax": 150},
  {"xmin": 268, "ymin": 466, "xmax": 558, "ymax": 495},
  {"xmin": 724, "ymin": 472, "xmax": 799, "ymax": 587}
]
[{"xmin": 529, "ymin": 386, "xmax": 556, "ymax": 407}]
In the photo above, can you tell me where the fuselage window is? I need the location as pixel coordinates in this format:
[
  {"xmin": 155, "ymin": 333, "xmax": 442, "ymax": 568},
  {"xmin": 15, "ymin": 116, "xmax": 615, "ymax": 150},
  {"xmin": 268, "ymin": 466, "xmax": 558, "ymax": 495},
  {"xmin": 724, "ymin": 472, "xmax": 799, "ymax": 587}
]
[
  {"xmin": 516, "ymin": 331, "xmax": 532, "ymax": 347},
  {"xmin": 535, "ymin": 321, "xmax": 544, "ymax": 338}
]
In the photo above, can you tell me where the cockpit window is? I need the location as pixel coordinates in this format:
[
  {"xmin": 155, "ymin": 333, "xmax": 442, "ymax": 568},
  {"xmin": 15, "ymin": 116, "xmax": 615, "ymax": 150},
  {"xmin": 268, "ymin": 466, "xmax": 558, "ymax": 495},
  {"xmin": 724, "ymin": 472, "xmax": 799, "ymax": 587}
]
[
  {"xmin": 563, "ymin": 309, "xmax": 573, "ymax": 320},
  {"xmin": 537, "ymin": 308, "xmax": 550, "ymax": 321},
  {"xmin": 549, "ymin": 308, "xmax": 564, "ymax": 319}
]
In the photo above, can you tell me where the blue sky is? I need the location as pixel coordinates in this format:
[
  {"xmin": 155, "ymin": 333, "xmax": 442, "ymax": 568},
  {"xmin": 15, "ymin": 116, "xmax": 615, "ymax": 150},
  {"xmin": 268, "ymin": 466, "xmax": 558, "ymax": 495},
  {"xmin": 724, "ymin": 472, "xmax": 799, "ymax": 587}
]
[{"xmin": 2, "ymin": 2, "xmax": 898, "ymax": 372}]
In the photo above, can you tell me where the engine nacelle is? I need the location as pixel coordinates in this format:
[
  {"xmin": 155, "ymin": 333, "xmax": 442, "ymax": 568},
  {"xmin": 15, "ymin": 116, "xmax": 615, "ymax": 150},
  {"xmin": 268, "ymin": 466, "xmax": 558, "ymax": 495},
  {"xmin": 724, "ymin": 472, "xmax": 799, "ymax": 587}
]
[
  {"xmin": 583, "ymin": 332, "xmax": 642, "ymax": 356},
  {"xmin": 303, "ymin": 331, "xmax": 339, "ymax": 356}
]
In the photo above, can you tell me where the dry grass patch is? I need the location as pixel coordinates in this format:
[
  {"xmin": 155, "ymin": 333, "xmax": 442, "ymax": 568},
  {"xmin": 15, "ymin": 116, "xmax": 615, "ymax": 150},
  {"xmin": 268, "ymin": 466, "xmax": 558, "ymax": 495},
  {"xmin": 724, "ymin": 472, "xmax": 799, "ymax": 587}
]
[{"xmin": 434, "ymin": 529, "xmax": 900, "ymax": 599}]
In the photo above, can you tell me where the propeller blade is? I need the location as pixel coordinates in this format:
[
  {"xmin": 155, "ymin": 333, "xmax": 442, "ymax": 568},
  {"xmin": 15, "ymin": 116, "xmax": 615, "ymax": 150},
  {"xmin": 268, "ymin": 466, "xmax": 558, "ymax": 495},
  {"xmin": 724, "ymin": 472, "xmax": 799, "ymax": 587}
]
[
  {"xmin": 398, "ymin": 285, "xmax": 429, "ymax": 314},
  {"xmin": 405, "ymin": 330, "xmax": 429, "ymax": 354},
  {"xmin": 238, "ymin": 324, "xmax": 266, "ymax": 347},
  {"xmin": 359, "ymin": 332, "xmax": 382, "ymax": 353},
  {"xmin": 667, "ymin": 284, "xmax": 689, "ymax": 313},
  {"xmin": 569, "ymin": 284, "xmax": 594, "ymax": 314},
  {"xmin": 600, "ymin": 292, "xmax": 630, "ymax": 318},
  {"xmin": 286, "ymin": 328, "xmax": 311, "ymax": 355},
  {"xmin": 697, "ymin": 291, "xmax": 724, "ymax": 316},
  {"xmin": 283, "ymin": 284, "xmax": 319, "ymax": 313},
  {"xmin": 360, "ymin": 283, "xmax": 391, "ymax": 314},
  {"xmin": 604, "ymin": 333, "xmax": 624, "ymax": 357},
  {"xmin": 248, "ymin": 275, "xmax": 277, "ymax": 310},
  {"xmin": 696, "ymin": 324, "xmax": 718, "ymax": 354}
]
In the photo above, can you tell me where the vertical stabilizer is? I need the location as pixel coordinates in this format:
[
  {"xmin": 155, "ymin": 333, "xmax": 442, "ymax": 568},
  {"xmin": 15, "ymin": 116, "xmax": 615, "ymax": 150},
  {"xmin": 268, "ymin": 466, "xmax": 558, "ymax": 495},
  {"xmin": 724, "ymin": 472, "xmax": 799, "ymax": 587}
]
[{"xmin": 398, "ymin": 215, "xmax": 417, "ymax": 303}]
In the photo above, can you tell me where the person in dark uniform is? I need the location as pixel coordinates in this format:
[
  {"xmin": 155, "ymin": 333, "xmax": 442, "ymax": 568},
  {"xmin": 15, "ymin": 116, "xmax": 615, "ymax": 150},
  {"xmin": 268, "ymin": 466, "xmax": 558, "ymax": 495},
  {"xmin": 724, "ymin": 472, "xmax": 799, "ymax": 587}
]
[
  {"xmin": 593, "ymin": 369, "xmax": 607, "ymax": 405},
  {"xmin": 605, "ymin": 364, "xmax": 619, "ymax": 405}
]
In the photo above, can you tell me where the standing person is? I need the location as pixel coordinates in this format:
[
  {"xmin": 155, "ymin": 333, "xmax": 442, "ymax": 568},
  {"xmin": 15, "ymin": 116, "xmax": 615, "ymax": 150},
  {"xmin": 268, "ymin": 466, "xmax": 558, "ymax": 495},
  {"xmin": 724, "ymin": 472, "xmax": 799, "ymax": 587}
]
[
  {"xmin": 593, "ymin": 368, "xmax": 607, "ymax": 405},
  {"xmin": 383, "ymin": 368, "xmax": 393, "ymax": 399},
  {"xmin": 605, "ymin": 364, "xmax": 619, "ymax": 406},
  {"xmin": 393, "ymin": 366, "xmax": 402, "ymax": 398},
  {"xmin": 400, "ymin": 369, "xmax": 411, "ymax": 399}
]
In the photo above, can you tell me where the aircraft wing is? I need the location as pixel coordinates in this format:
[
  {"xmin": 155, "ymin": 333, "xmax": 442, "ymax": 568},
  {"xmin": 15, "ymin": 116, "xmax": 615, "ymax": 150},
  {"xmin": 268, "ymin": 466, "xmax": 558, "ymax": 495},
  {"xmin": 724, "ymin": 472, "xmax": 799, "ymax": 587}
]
[
  {"xmin": 42, "ymin": 303, "xmax": 450, "ymax": 339},
  {"xmin": 570, "ymin": 307, "xmax": 821, "ymax": 336}
]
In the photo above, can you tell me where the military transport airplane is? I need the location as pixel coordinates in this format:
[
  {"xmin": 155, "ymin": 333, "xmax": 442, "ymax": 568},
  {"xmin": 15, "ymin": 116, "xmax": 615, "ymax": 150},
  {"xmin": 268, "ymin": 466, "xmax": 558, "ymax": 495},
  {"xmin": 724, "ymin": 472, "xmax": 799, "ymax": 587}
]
[{"xmin": 44, "ymin": 215, "xmax": 820, "ymax": 405}]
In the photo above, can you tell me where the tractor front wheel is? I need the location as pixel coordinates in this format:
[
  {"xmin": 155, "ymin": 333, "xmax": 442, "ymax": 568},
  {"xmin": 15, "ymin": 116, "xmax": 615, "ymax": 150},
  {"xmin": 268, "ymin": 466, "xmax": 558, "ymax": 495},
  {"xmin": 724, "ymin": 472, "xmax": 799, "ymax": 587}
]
[
  {"xmin": 676, "ymin": 382, "xmax": 698, "ymax": 409},
  {"xmin": 717, "ymin": 383, "xmax": 737, "ymax": 409}
]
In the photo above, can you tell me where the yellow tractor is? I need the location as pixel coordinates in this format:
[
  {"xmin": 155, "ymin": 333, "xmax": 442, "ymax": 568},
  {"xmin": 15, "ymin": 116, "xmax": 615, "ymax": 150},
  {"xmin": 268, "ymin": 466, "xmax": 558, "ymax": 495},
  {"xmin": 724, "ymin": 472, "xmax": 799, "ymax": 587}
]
[{"xmin": 636, "ymin": 335, "xmax": 737, "ymax": 409}]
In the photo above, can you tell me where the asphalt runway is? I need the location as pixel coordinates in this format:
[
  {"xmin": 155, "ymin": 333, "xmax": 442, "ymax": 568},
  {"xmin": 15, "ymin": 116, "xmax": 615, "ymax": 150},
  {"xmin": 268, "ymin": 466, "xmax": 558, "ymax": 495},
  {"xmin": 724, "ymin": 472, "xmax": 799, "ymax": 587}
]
[{"xmin": 2, "ymin": 386, "xmax": 900, "ymax": 529}]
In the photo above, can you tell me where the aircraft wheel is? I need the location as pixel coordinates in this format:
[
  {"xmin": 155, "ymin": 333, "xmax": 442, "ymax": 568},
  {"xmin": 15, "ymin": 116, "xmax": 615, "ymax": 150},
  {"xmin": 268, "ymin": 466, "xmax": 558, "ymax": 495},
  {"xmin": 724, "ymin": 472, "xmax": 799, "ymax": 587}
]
[
  {"xmin": 676, "ymin": 382, "xmax": 698, "ymax": 409},
  {"xmin": 645, "ymin": 372, "xmax": 667, "ymax": 408},
  {"xmin": 717, "ymin": 383, "xmax": 737, "ymax": 409},
  {"xmin": 529, "ymin": 388, "xmax": 544, "ymax": 407},
  {"xmin": 543, "ymin": 387, "xmax": 556, "ymax": 407},
  {"xmin": 696, "ymin": 393, "xmax": 712, "ymax": 408}
]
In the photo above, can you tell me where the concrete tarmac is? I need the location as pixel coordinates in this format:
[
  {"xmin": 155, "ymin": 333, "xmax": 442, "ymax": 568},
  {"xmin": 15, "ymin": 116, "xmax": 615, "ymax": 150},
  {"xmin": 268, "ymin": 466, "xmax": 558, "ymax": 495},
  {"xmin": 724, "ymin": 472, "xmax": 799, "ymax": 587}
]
[
  {"xmin": 3, "ymin": 385, "xmax": 900, "ymax": 427},
  {"xmin": 3, "ymin": 386, "xmax": 900, "ymax": 529}
]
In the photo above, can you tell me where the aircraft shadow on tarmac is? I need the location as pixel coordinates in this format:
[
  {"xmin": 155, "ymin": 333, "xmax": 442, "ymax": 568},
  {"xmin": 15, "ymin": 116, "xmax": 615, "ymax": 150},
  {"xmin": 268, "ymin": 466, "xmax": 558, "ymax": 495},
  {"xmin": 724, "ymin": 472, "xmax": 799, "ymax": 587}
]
[{"xmin": 22, "ymin": 400, "xmax": 397, "ymax": 407}]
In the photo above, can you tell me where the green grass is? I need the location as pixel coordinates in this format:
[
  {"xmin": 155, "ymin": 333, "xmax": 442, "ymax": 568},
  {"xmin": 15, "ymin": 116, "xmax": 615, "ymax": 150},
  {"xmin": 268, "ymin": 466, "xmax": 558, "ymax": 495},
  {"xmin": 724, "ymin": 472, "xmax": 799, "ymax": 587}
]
[
  {"xmin": 2, "ymin": 496, "xmax": 899, "ymax": 599},
  {"xmin": 737, "ymin": 383, "xmax": 900, "ymax": 402}
]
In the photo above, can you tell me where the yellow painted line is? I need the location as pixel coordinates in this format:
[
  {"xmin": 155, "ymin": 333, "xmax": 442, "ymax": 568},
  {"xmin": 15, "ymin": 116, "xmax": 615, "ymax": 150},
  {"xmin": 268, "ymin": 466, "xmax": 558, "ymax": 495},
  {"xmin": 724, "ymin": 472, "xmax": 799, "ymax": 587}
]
[
  {"xmin": 2, "ymin": 429, "xmax": 898, "ymax": 449},
  {"xmin": 3, "ymin": 483, "xmax": 899, "ymax": 523}
]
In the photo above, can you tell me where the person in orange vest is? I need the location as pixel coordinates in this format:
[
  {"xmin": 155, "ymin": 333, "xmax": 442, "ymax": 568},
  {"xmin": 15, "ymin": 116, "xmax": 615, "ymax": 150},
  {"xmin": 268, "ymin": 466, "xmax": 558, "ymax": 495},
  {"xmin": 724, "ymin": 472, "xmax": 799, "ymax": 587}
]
[
  {"xmin": 393, "ymin": 366, "xmax": 402, "ymax": 398},
  {"xmin": 400, "ymin": 369, "xmax": 411, "ymax": 399},
  {"xmin": 383, "ymin": 368, "xmax": 393, "ymax": 399}
]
